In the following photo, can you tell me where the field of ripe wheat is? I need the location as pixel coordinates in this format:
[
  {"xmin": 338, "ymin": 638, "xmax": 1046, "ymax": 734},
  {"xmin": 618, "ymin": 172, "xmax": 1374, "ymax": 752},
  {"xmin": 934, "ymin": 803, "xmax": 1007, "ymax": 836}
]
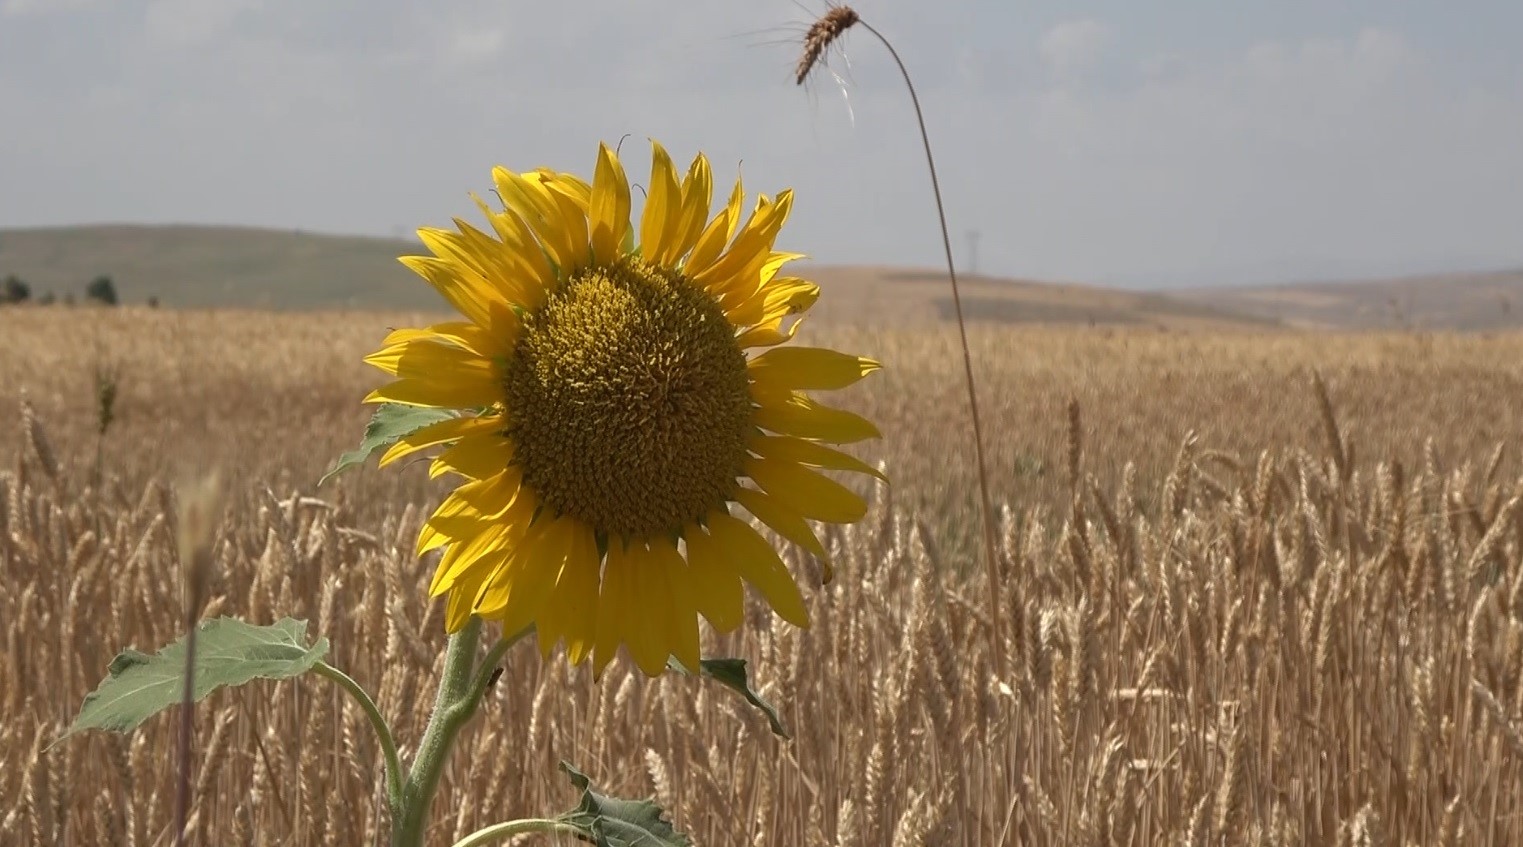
[{"xmin": 5, "ymin": 307, "xmax": 1523, "ymax": 845}]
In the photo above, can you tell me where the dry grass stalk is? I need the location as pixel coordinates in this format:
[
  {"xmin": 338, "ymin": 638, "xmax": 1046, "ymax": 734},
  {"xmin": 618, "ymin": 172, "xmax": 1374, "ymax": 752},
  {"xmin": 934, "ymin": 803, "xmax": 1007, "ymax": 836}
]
[{"xmin": 795, "ymin": 1, "xmax": 1009, "ymax": 676}]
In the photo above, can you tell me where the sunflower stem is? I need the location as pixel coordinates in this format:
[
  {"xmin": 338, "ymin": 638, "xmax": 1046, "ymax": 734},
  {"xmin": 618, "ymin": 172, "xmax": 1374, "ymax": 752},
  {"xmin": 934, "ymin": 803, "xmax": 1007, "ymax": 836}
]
[
  {"xmin": 447, "ymin": 818, "xmax": 584, "ymax": 847},
  {"xmin": 468, "ymin": 625, "xmax": 531, "ymax": 702},
  {"xmin": 392, "ymin": 617, "xmax": 481, "ymax": 847},
  {"xmin": 392, "ymin": 619, "xmax": 533, "ymax": 847},
  {"xmin": 393, "ymin": 618, "xmax": 482, "ymax": 845}
]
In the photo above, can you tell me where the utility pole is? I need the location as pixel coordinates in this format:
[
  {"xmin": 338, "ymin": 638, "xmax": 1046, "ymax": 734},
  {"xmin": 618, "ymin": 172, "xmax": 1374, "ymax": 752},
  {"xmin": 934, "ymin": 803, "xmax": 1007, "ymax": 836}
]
[{"xmin": 967, "ymin": 229, "xmax": 980, "ymax": 276}]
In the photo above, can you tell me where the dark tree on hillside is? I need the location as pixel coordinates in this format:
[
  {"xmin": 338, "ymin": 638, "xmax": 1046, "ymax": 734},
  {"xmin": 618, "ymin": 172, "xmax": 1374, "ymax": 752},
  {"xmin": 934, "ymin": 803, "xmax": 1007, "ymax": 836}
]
[
  {"xmin": 2, "ymin": 275, "xmax": 29, "ymax": 304},
  {"xmin": 86, "ymin": 275, "xmax": 118, "ymax": 306}
]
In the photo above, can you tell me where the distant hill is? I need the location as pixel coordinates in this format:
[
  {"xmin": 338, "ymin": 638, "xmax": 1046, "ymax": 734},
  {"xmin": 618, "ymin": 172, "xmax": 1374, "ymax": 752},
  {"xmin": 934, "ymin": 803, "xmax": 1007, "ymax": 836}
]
[
  {"xmin": 800, "ymin": 266, "xmax": 1278, "ymax": 330},
  {"xmin": 0, "ymin": 224, "xmax": 436, "ymax": 309},
  {"xmin": 1173, "ymin": 268, "xmax": 1523, "ymax": 331},
  {"xmin": 0, "ymin": 224, "xmax": 1279, "ymax": 329}
]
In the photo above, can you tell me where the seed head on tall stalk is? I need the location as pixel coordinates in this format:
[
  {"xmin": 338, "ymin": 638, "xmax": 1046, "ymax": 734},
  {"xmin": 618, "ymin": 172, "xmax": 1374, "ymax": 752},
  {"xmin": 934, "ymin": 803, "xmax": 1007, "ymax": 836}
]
[{"xmin": 794, "ymin": 5, "xmax": 1007, "ymax": 672}]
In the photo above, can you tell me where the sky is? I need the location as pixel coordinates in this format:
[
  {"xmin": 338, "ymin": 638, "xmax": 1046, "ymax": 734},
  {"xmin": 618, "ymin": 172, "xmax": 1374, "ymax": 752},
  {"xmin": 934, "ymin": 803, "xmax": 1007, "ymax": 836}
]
[{"xmin": 1, "ymin": 0, "xmax": 1520, "ymax": 288}]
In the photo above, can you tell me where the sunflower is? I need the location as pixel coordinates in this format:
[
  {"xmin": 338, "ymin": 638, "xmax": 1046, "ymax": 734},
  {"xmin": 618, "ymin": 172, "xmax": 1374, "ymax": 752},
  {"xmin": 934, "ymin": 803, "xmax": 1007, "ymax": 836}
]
[{"xmin": 365, "ymin": 140, "xmax": 883, "ymax": 677}]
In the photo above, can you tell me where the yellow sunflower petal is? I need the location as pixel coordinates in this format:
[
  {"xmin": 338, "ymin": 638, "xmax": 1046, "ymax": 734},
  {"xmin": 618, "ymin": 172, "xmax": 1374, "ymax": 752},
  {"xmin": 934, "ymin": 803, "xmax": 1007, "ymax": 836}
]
[
  {"xmin": 536, "ymin": 523, "xmax": 601, "ymax": 663},
  {"xmin": 589, "ymin": 143, "xmax": 632, "ymax": 267},
  {"xmin": 752, "ymin": 392, "xmax": 881, "ymax": 443},
  {"xmin": 449, "ymin": 218, "xmax": 546, "ymax": 308},
  {"xmin": 693, "ymin": 190, "xmax": 794, "ymax": 292},
  {"xmin": 380, "ymin": 321, "xmax": 507, "ymax": 358},
  {"xmin": 682, "ymin": 525, "xmax": 745, "ymax": 633},
  {"xmin": 664, "ymin": 153, "xmax": 713, "ymax": 264},
  {"xmin": 737, "ymin": 316, "xmax": 805, "ymax": 349},
  {"xmin": 417, "ymin": 479, "xmax": 489, "ymax": 554},
  {"xmin": 706, "ymin": 225, "xmax": 773, "ymax": 301},
  {"xmin": 640, "ymin": 140, "xmax": 682, "ymax": 261},
  {"xmin": 623, "ymin": 543, "xmax": 676, "ymax": 676},
  {"xmin": 532, "ymin": 168, "xmax": 592, "ymax": 207},
  {"xmin": 475, "ymin": 516, "xmax": 574, "ymax": 628},
  {"xmin": 413, "ymin": 228, "xmax": 537, "ymax": 327},
  {"xmin": 493, "ymin": 168, "xmax": 582, "ymax": 272},
  {"xmin": 750, "ymin": 433, "xmax": 887, "ymax": 482},
  {"xmin": 417, "ymin": 469, "xmax": 523, "ymax": 557},
  {"xmin": 376, "ymin": 414, "xmax": 502, "ymax": 469},
  {"xmin": 533, "ymin": 172, "xmax": 593, "ymax": 270},
  {"xmin": 684, "ymin": 174, "xmax": 744, "ymax": 276},
  {"xmin": 647, "ymin": 540, "xmax": 701, "ymax": 672},
  {"xmin": 431, "ymin": 530, "xmax": 511, "ymax": 597},
  {"xmin": 429, "ymin": 434, "xmax": 514, "ymax": 480},
  {"xmin": 398, "ymin": 254, "xmax": 513, "ymax": 332},
  {"xmin": 713, "ymin": 249, "xmax": 772, "ymax": 326},
  {"xmin": 470, "ymin": 193, "xmax": 555, "ymax": 301},
  {"xmin": 748, "ymin": 346, "xmax": 880, "ymax": 392},
  {"xmin": 444, "ymin": 567, "xmax": 491, "ymax": 633},
  {"xmin": 732, "ymin": 487, "xmax": 831, "ymax": 583},
  {"xmin": 365, "ymin": 377, "xmax": 501, "ymax": 411},
  {"xmin": 705, "ymin": 511, "xmax": 809, "ymax": 628},
  {"xmin": 752, "ymin": 277, "xmax": 821, "ymax": 328},
  {"xmin": 722, "ymin": 257, "xmax": 812, "ymax": 328},
  {"xmin": 454, "ymin": 467, "xmax": 526, "ymax": 520},
  {"xmin": 594, "ymin": 542, "xmax": 638, "ymax": 678},
  {"xmin": 429, "ymin": 490, "xmax": 537, "ymax": 595},
  {"xmin": 363, "ymin": 339, "xmax": 498, "ymax": 387},
  {"xmin": 745, "ymin": 455, "xmax": 868, "ymax": 524},
  {"xmin": 760, "ymin": 251, "xmax": 805, "ymax": 285}
]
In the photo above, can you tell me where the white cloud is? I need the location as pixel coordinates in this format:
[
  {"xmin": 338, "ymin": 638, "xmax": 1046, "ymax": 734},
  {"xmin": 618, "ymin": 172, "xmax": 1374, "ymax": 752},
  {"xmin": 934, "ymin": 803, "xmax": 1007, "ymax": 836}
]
[
  {"xmin": 143, "ymin": 0, "xmax": 264, "ymax": 47},
  {"xmin": 448, "ymin": 27, "xmax": 505, "ymax": 63},
  {"xmin": 1241, "ymin": 27, "xmax": 1412, "ymax": 95},
  {"xmin": 0, "ymin": 0, "xmax": 100, "ymax": 16},
  {"xmin": 1039, "ymin": 18, "xmax": 1111, "ymax": 79}
]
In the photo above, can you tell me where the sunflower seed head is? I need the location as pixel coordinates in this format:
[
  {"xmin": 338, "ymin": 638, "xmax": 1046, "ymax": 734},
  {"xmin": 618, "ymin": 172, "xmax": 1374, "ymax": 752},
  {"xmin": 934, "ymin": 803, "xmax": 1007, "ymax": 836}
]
[{"xmin": 796, "ymin": 6, "xmax": 860, "ymax": 86}]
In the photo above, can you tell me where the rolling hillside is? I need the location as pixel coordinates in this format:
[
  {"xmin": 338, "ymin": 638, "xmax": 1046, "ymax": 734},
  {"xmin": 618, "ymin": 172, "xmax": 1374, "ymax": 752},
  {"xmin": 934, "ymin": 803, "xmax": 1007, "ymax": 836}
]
[
  {"xmin": 1172, "ymin": 268, "xmax": 1523, "ymax": 331},
  {"xmin": 0, "ymin": 225, "xmax": 438, "ymax": 310},
  {"xmin": 0, "ymin": 224, "xmax": 1279, "ymax": 330},
  {"xmin": 800, "ymin": 266, "xmax": 1277, "ymax": 330}
]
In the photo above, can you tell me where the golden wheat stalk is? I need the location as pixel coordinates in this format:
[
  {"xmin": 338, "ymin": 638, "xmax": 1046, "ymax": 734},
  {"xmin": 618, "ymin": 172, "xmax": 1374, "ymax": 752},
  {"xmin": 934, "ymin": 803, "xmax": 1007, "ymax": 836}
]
[{"xmin": 794, "ymin": 4, "xmax": 1008, "ymax": 674}]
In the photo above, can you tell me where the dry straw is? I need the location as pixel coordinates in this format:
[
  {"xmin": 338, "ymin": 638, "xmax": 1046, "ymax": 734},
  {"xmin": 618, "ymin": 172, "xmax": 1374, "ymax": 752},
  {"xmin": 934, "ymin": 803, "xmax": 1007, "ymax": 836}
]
[{"xmin": 5, "ymin": 324, "xmax": 1523, "ymax": 842}]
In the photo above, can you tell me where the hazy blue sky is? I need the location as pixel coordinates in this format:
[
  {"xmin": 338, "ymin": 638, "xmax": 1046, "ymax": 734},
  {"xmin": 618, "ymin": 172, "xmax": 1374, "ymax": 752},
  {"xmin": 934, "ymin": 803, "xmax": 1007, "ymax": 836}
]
[{"xmin": 2, "ymin": 1, "xmax": 1520, "ymax": 287}]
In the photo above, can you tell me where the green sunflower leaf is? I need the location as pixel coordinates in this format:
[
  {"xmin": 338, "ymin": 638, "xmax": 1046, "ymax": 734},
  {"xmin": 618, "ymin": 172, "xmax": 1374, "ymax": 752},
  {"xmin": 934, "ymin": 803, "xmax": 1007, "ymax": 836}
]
[
  {"xmin": 555, "ymin": 761, "xmax": 693, "ymax": 847},
  {"xmin": 55, "ymin": 617, "xmax": 329, "ymax": 746},
  {"xmin": 666, "ymin": 656, "xmax": 789, "ymax": 739},
  {"xmin": 319, "ymin": 403, "xmax": 455, "ymax": 486}
]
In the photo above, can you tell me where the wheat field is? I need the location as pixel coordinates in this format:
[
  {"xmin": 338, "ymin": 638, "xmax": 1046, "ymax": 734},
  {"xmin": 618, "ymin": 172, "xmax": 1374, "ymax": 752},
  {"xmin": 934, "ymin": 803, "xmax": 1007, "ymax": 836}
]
[{"xmin": 5, "ymin": 307, "xmax": 1523, "ymax": 845}]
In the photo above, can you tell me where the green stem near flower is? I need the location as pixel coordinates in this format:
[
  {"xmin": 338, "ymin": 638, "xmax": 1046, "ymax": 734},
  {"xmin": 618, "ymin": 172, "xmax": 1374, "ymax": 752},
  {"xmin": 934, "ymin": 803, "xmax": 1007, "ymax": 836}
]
[
  {"xmin": 447, "ymin": 818, "xmax": 585, "ymax": 847},
  {"xmin": 468, "ymin": 626, "xmax": 527, "ymax": 704},
  {"xmin": 391, "ymin": 618, "xmax": 533, "ymax": 847},
  {"xmin": 312, "ymin": 661, "xmax": 403, "ymax": 811}
]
